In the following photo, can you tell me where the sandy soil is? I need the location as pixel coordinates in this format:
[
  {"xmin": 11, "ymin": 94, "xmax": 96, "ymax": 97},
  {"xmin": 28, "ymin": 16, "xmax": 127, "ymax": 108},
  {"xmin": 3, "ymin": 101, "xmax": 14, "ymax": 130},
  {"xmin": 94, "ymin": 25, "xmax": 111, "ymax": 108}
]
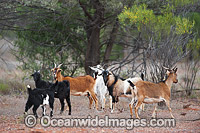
[{"xmin": 0, "ymin": 94, "xmax": 200, "ymax": 132}]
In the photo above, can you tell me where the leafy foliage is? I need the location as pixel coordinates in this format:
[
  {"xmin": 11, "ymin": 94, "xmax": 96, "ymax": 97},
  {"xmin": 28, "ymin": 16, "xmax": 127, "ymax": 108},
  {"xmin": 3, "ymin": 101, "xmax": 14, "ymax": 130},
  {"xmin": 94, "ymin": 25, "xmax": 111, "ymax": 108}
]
[
  {"xmin": 14, "ymin": 4, "xmax": 86, "ymax": 79},
  {"xmin": 118, "ymin": 4, "xmax": 194, "ymax": 36},
  {"xmin": 117, "ymin": 2, "xmax": 198, "ymax": 81}
]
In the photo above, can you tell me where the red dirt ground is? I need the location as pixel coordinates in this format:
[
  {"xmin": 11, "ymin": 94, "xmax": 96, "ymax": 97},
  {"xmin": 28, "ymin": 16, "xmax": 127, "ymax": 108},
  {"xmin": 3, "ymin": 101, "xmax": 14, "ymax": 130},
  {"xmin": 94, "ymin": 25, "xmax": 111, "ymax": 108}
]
[{"xmin": 0, "ymin": 95, "xmax": 200, "ymax": 132}]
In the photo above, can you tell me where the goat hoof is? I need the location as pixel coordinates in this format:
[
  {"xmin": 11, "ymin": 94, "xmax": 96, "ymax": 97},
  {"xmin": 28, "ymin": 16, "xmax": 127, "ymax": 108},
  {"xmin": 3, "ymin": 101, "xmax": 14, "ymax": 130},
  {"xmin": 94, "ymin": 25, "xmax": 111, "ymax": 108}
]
[
  {"xmin": 68, "ymin": 112, "xmax": 71, "ymax": 115},
  {"xmin": 60, "ymin": 111, "xmax": 63, "ymax": 114}
]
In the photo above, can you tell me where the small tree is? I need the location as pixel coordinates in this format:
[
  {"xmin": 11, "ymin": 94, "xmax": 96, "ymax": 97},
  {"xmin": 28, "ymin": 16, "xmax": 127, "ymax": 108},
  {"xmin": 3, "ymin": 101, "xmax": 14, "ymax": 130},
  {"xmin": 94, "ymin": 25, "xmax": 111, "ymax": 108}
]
[{"xmin": 117, "ymin": 3, "xmax": 196, "ymax": 82}]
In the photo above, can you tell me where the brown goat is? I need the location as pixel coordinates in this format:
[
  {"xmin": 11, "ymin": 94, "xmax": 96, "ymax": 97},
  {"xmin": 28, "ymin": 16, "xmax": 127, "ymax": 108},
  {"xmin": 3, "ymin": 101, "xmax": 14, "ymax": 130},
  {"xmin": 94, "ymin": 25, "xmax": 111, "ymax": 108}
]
[
  {"xmin": 51, "ymin": 66, "xmax": 98, "ymax": 110},
  {"xmin": 129, "ymin": 67, "xmax": 178, "ymax": 119}
]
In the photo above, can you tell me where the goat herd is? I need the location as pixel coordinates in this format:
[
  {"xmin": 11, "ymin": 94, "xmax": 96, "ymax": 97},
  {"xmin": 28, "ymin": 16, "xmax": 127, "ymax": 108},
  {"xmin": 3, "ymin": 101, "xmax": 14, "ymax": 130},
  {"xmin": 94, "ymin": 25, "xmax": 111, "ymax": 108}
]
[{"xmin": 24, "ymin": 64, "xmax": 178, "ymax": 119}]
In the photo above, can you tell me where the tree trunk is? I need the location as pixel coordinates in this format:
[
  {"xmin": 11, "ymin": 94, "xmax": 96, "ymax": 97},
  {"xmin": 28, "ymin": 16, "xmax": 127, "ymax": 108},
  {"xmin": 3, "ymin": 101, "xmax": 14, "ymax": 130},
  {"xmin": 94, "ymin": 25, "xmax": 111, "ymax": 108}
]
[
  {"xmin": 79, "ymin": 0, "xmax": 104, "ymax": 75},
  {"xmin": 85, "ymin": 26, "xmax": 101, "ymax": 75},
  {"xmin": 103, "ymin": 19, "xmax": 119, "ymax": 65}
]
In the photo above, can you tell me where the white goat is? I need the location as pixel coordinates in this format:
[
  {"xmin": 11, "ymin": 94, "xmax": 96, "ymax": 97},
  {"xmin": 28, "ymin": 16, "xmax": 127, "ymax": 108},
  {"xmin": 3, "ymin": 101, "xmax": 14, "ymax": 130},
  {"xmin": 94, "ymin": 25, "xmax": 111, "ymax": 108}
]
[{"xmin": 90, "ymin": 65, "xmax": 112, "ymax": 110}]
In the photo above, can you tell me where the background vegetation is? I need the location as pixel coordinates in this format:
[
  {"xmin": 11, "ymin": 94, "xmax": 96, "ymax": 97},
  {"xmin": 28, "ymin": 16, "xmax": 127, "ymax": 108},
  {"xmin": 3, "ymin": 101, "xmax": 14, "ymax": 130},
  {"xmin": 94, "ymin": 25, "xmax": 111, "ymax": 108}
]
[{"xmin": 0, "ymin": 0, "xmax": 200, "ymax": 96}]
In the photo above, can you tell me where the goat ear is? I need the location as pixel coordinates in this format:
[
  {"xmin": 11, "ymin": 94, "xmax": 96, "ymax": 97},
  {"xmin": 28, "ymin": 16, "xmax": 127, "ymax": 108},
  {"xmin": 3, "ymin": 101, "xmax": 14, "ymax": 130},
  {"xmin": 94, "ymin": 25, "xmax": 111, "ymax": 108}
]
[
  {"xmin": 96, "ymin": 65, "xmax": 101, "ymax": 69},
  {"xmin": 166, "ymin": 69, "xmax": 171, "ymax": 75},
  {"xmin": 58, "ymin": 69, "xmax": 62, "ymax": 72},
  {"xmin": 108, "ymin": 71, "xmax": 112, "ymax": 75},
  {"xmin": 55, "ymin": 80, "xmax": 58, "ymax": 85},
  {"xmin": 89, "ymin": 66, "xmax": 95, "ymax": 71}
]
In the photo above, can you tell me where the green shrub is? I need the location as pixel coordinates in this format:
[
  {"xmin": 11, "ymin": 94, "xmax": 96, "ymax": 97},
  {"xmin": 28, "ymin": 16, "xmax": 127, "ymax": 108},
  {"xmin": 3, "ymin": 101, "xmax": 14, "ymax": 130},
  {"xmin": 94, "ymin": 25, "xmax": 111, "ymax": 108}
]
[
  {"xmin": 0, "ymin": 83, "xmax": 10, "ymax": 95},
  {"xmin": 0, "ymin": 80, "xmax": 26, "ymax": 95}
]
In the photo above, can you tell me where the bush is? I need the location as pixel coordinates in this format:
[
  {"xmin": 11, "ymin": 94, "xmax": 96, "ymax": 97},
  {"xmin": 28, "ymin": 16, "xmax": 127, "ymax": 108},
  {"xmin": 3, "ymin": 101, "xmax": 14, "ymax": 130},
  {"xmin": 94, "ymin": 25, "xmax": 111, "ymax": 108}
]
[
  {"xmin": 0, "ymin": 80, "xmax": 26, "ymax": 95},
  {"xmin": 0, "ymin": 83, "xmax": 10, "ymax": 95}
]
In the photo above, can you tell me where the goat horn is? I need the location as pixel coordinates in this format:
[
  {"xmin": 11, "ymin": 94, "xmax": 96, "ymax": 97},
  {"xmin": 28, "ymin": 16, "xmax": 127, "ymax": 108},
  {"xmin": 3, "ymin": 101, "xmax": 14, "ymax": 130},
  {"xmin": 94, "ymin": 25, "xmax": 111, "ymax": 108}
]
[
  {"xmin": 96, "ymin": 65, "xmax": 104, "ymax": 71},
  {"xmin": 172, "ymin": 65, "xmax": 177, "ymax": 70},
  {"xmin": 54, "ymin": 63, "xmax": 57, "ymax": 68},
  {"xmin": 163, "ymin": 66, "xmax": 170, "ymax": 70},
  {"xmin": 57, "ymin": 64, "xmax": 62, "ymax": 68}
]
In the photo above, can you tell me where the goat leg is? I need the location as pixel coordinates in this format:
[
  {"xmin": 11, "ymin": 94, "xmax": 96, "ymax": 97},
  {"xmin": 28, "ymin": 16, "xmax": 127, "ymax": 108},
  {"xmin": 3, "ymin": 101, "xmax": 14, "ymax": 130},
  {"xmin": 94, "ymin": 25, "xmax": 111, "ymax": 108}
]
[
  {"xmin": 151, "ymin": 104, "xmax": 157, "ymax": 118},
  {"xmin": 90, "ymin": 91, "xmax": 98, "ymax": 110},
  {"xmin": 129, "ymin": 97, "xmax": 136, "ymax": 118},
  {"xmin": 166, "ymin": 100, "xmax": 174, "ymax": 118},
  {"xmin": 32, "ymin": 105, "xmax": 39, "ymax": 119},
  {"xmin": 59, "ymin": 98, "xmax": 65, "ymax": 114},
  {"xmin": 50, "ymin": 104, "xmax": 54, "ymax": 117},
  {"xmin": 24, "ymin": 102, "xmax": 32, "ymax": 115},
  {"xmin": 88, "ymin": 95, "xmax": 93, "ymax": 109},
  {"xmin": 42, "ymin": 105, "xmax": 46, "ymax": 116},
  {"xmin": 66, "ymin": 97, "xmax": 71, "ymax": 115},
  {"xmin": 134, "ymin": 101, "xmax": 142, "ymax": 119},
  {"xmin": 109, "ymin": 96, "xmax": 112, "ymax": 109},
  {"xmin": 101, "ymin": 95, "xmax": 106, "ymax": 110}
]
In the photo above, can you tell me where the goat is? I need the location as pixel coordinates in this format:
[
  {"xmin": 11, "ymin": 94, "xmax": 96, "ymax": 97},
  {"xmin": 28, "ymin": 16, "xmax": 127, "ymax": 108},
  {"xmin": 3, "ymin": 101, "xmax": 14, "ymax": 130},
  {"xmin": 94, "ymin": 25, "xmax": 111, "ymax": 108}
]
[
  {"xmin": 129, "ymin": 67, "xmax": 178, "ymax": 119},
  {"xmin": 24, "ymin": 81, "xmax": 58, "ymax": 118},
  {"xmin": 54, "ymin": 80, "xmax": 71, "ymax": 115},
  {"xmin": 89, "ymin": 65, "xmax": 112, "ymax": 110},
  {"xmin": 31, "ymin": 71, "xmax": 71, "ymax": 115},
  {"xmin": 31, "ymin": 71, "xmax": 52, "ymax": 89},
  {"xmin": 51, "ymin": 64, "xmax": 98, "ymax": 110},
  {"xmin": 102, "ymin": 70, "xmax": 143, "ymax": 113}
]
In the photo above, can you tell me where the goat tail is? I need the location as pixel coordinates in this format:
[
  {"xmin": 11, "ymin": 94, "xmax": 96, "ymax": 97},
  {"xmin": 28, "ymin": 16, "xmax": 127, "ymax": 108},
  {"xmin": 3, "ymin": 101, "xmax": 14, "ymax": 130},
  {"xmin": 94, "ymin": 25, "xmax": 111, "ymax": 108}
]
[
  {"xmin": 128, "ymin": 80, "xmax": 135, "ymax": 89},
  {"xmin": 26, "ymin": 85, "xmax": 32, "ymax": 94},
  {"xmin": 141, "ymin": 72, "xmax": 144, "ymax": 81}
]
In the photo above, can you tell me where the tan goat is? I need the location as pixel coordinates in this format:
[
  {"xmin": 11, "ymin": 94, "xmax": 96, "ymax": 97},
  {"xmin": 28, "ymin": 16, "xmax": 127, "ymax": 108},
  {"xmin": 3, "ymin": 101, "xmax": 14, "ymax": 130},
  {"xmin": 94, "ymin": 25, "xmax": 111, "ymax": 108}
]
[
  {"xmin": 129, "ymin": 67, "xmax": 178, "ymax": 119},
  {"xmin": 51, "ymin": 64, "xmax": 98, "ymax": 110}
]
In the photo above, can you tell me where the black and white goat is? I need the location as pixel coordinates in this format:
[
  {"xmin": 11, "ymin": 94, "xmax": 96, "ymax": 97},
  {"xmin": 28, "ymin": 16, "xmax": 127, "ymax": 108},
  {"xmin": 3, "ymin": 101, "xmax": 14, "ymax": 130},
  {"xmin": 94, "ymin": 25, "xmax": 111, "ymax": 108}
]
[
  {"xmin": 24, "ymin": 82, "xmax": 58, "ymax": 118},
  {"xmin": 31, "ymin": 71, "xmax": 71, "ymax": 115},
  {"xmin": 102, "ymin": 70, "xmax": 143, "ymax": 113},
  {"xmin": 89, "ymin": 65, "xmax": 112, "ymax": 110}
]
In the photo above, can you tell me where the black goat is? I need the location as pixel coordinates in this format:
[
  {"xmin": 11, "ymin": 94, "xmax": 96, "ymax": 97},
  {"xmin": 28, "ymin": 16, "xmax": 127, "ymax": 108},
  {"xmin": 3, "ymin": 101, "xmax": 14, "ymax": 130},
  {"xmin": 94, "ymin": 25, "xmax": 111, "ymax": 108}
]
[
  {"xmin": 24, "ymin": 82, "xmax": 58, "ymax": 118},
  {"xmin": 31, "ymin": 71, "xmax": 71, "ymax": 115},
  {"xmin": 31, "ymin": 71, "xmax": 52, "ymax": 89},
  {"xmin": 54, "ymin": 80, "xmax": 71, "ymax": 115}
]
